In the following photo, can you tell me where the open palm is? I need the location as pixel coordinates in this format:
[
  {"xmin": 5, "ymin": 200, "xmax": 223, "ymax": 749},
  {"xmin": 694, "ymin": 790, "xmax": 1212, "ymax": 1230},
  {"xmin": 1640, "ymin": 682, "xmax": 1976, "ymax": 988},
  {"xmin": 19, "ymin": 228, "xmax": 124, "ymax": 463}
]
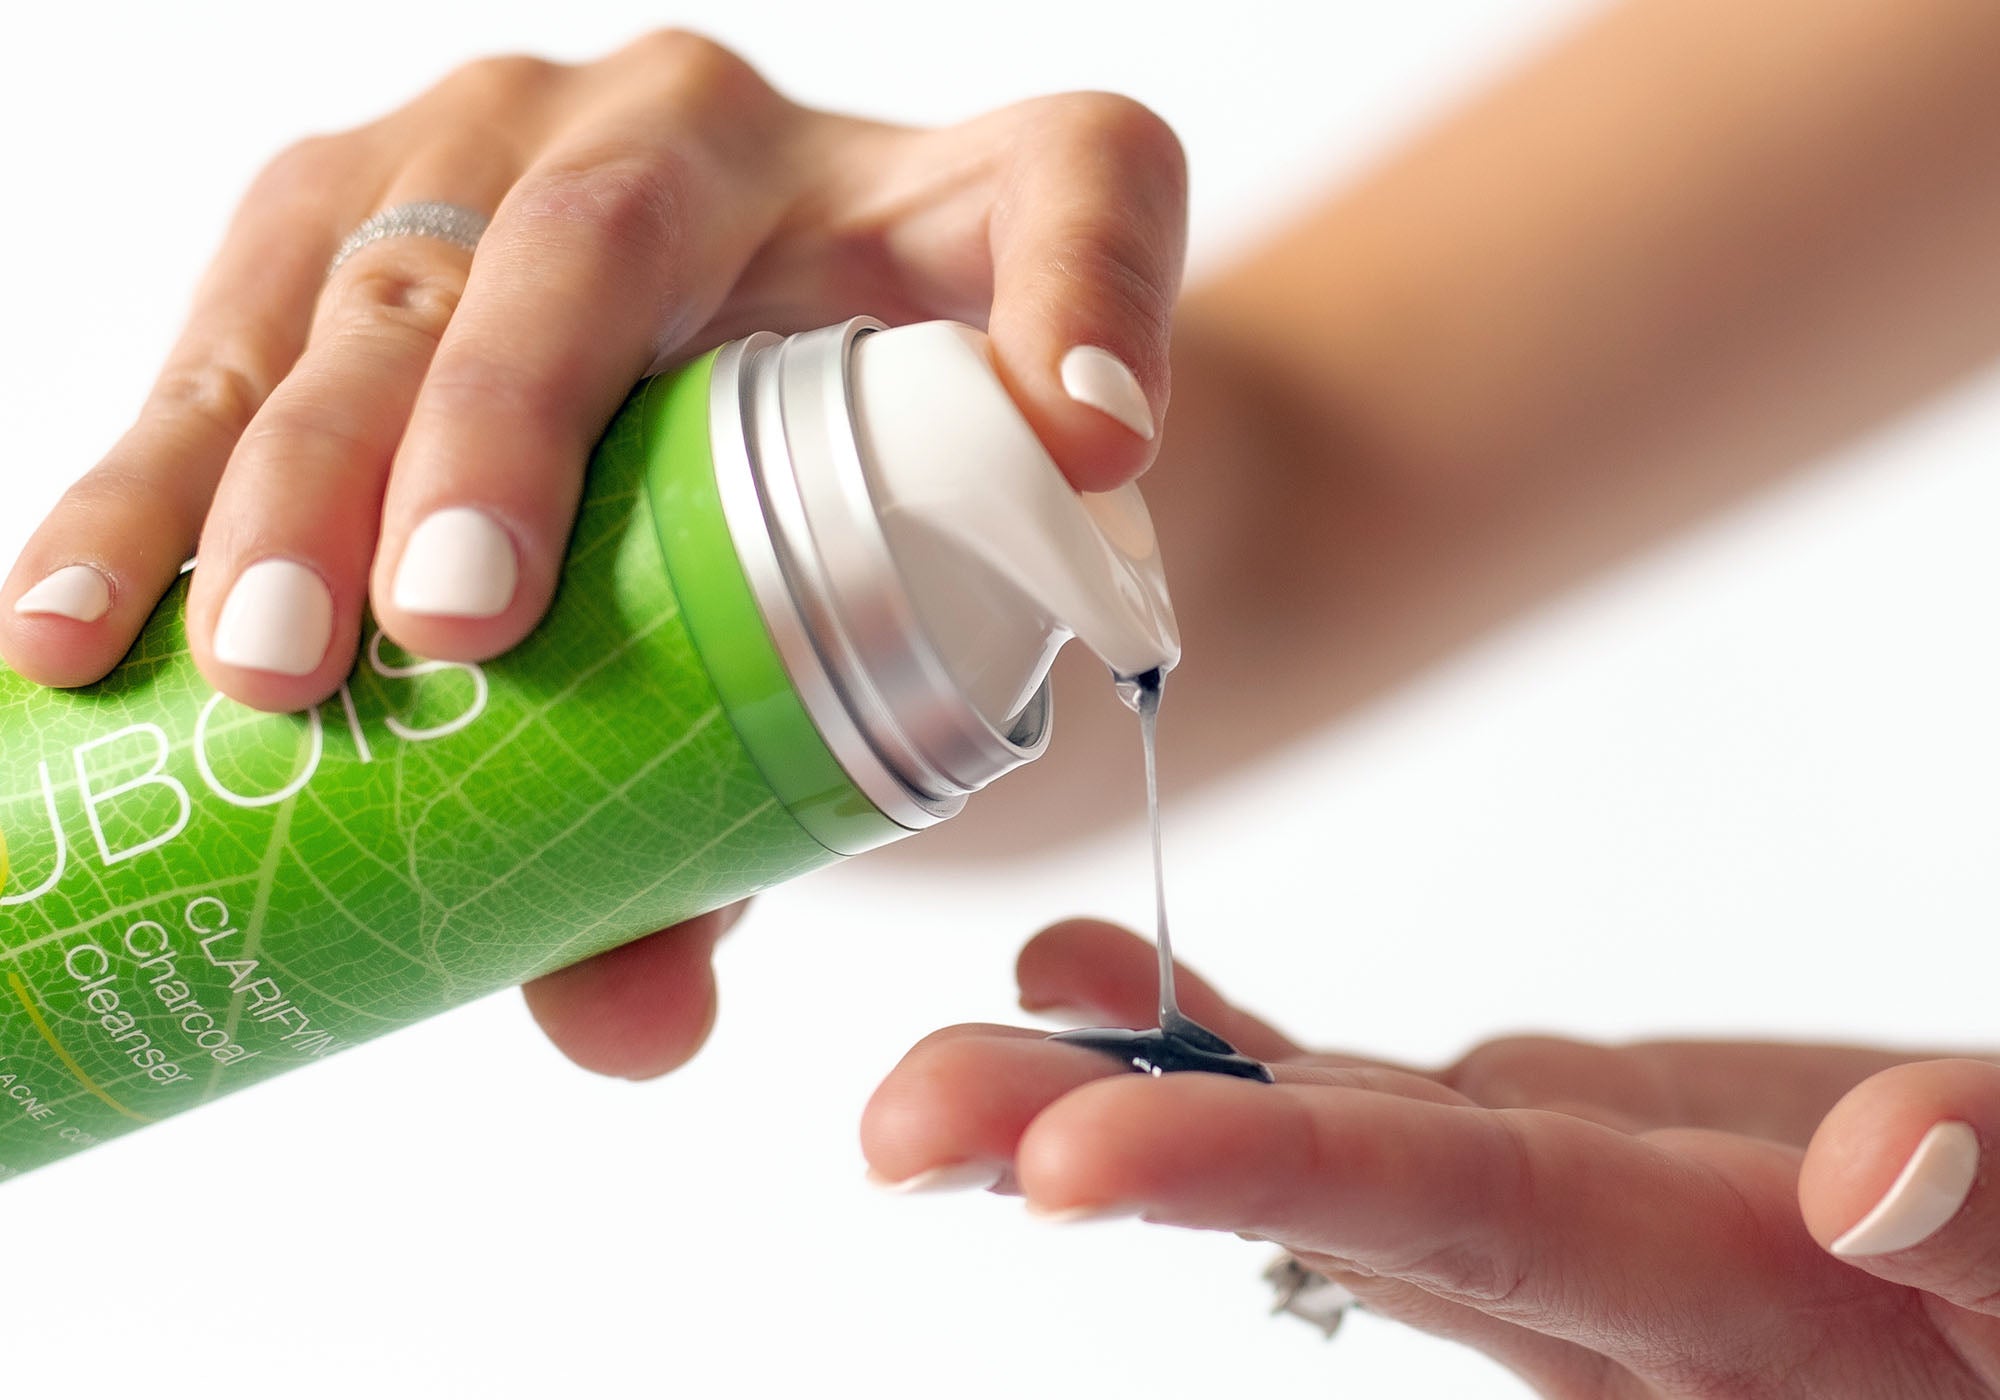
[{"xmin": 863, "ymin": 920, "xmax": 2000, "ymax": 1397}]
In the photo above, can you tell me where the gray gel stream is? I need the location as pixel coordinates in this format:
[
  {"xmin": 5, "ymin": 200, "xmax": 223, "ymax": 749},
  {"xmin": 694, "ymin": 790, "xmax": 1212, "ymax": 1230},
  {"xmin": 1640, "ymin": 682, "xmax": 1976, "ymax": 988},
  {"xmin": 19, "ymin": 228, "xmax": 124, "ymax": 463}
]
[{"xmin": 1048, "ymin": 668, "xmax": 1274, "ymax": 1082}]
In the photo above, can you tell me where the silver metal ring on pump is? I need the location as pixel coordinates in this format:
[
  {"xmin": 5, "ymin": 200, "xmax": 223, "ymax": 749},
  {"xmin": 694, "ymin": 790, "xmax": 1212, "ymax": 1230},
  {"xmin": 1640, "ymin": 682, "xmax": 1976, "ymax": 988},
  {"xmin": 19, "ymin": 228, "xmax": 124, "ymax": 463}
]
[
  {"xmin": 705, "ymin": 319, "xmax": 1050, "ymax": 836},
  {"xmin": 778, "ymin": 320, "xmax": 1051, "ymax": 796},
  {"xmin": 707, "ymin": 335, "xmax": 935, "ymax": 835}
]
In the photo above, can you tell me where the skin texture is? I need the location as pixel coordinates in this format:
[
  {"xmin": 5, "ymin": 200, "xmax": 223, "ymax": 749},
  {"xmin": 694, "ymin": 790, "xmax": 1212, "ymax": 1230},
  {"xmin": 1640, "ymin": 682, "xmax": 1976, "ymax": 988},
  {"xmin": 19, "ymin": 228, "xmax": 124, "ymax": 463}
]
[
  {"xmin": 8, "ymin": 3, "xmax": 2000, "ymax": 1391},
  {"xmin": 862, "ymin": 922, "xmax": 2000, "ymax": 1398}
]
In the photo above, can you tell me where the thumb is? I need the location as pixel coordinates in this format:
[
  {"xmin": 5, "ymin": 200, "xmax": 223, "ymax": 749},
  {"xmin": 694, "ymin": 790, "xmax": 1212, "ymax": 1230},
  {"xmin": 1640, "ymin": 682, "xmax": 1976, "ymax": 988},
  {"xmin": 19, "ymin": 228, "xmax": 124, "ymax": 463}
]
[
  {"xmin": 1800, "ymin": 1057, "xmax": 1997, "ymax": 1307},
  {"xmin": 979, "ymin": 93, "xmax": 1186, "ymax": 493},
  {"xmin": 520, "ymin": 903, "xmax": 741, "ymax": 1080}
]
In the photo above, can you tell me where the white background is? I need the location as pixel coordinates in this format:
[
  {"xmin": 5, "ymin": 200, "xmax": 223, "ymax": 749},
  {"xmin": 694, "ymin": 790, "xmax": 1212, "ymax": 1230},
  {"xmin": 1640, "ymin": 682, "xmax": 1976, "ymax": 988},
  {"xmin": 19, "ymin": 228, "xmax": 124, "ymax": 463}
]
[{"xmin": 4, "ymin": 2, "xmax": 1998, "ymax": 1396}]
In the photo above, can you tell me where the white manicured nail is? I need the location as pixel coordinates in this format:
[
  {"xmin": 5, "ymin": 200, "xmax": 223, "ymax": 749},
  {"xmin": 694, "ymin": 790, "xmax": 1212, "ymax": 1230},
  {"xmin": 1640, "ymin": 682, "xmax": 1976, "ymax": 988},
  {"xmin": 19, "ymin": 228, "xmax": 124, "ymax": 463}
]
[
  {"xmin": 213, "ymin": 559, "xmax": 333, "ymax": 677},
  {"xmin": 13, "ymin": 564, "xmax": 111, "ymax": 622},
  {"xmin": 392, "ymin": 507, "xmax": 518, "ymax": 619},
  {"xmin": 1026, "ymin": 1200, "xmax": 1145, "ymax": 1225},
  {"xmin": 1831, "ymin": 1120, "xmax": 1979, "ymax": 1257},
  {"xmin": 866, "ymin": 1161, "xmax": 1006, "ymax": 1195},
  {"xmin": 1060, "ymin": 346, "xmax": 1155, "ymax": 441}
]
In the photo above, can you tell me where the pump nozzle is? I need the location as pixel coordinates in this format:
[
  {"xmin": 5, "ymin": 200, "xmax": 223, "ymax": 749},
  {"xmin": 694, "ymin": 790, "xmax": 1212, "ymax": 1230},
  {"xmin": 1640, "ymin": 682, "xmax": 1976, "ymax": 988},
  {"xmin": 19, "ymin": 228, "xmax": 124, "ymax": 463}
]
[{"xmin": 849, "ymin": 321, "xmax": 1181, "ymax": 732}]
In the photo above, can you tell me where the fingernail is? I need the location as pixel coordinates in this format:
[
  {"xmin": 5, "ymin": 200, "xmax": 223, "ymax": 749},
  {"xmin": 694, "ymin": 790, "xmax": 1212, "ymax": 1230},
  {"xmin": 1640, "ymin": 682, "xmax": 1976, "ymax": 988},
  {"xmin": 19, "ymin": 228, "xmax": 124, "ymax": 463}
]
[
  {"xmin": 866, "ymin": 1161, "xmax": 1006, "ymax": 1195},
  {"xmin": 14, "ymin": 564, "xmax": 112, "ymax": 622},
  {"xmin": 392, "ymin": 507, "xmax": 518, "ymax": 619},
  {"xmin": 1831, "ymin": 1120, "xmax": 1980, "ymax": 1257},
  {"xmin": 1025, "ymin": 1200, "xmax": 1144, "ymax": 1225},
  {"xmin": 1060, "ymin": 346, "xmax": 1155, "ymax": 441},
  {"xmin": 213, "ymin": 559, "xmax": 333, "ymax": 677}
]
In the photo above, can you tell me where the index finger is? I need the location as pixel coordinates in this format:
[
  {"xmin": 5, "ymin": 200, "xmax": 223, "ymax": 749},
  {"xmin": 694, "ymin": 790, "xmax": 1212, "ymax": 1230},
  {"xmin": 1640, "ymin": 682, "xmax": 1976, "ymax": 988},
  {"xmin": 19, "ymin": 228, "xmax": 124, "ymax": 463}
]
[
  {"xmin": 860, "ymin": 1020, "xmax": 1455, "ymax": 1189},
  {"xmin": 1, "ymin": 138, "xmax": 349, "ymax": 687},
  {"xmin": 982, "ymin": 93, "xmax": 1187, "ymax": 493},
  {"xmin": 1009, "ymin": 1071, "xmax": 1893, "ymax": 1382},
  {"xmin": 368, "ymin": 34, "xmax": 797, "ymax": 664}
]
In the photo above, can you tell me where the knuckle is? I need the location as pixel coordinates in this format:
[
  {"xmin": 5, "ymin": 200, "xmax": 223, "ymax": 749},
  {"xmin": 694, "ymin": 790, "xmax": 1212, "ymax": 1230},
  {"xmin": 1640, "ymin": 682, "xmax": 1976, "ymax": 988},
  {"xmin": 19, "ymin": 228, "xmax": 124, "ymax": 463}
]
[
  {"xmin": 624, "ymin": 28, "xmax": 772, "ymax": 107},
  {"xmin": 1057, "ymin": 92, "xmax": 1187, "ymax": 190},
  {"xmin": 1295, "ymin": 1095, "xmax": 1538, "ymax": 1309},
  {"xmin": 148, "ymin": 358, "xmax": 273, "ymax": 442},
  {"xmin": 417, "ymin": 351, "xmax": 565, "ymax": 441},
  {"xmin": 60, "ymin": 464, "xmax": 205, "ymax": 542},
  {"xmin": 509, "ymin": 153, "xmax": 687, "ymax": 269},
  {"xmin": 324, "ymin": 262, "xmax": 465, "ymax": 344},
  {"xmin": 250, "ymin": 135, "xmax": 348, "ymax": 205},
  {"xmin": 436, "ymin": 52, "xmax": 563, "ymax": 105},
  {"xmin": 1396, "ymin": 1116, "xmax": 1538, "ymax": 1308},
  {"xmin": 235, "ymin": 399, "xmax": 377, "ymax": 465},
  {"xmin": 1392, "ymin": 1237, "xmax": 1532, "ymax": 1309}
]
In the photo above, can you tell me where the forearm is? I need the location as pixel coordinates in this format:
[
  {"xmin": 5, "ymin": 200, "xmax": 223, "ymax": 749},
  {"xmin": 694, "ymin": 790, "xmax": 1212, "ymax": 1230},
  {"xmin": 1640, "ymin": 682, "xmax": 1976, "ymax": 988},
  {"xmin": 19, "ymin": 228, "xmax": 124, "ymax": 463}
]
[
  {"xmin": 1197, "ymin": 0, "xmax": 2000, "ymax": 499},
  {"xmin": 936, "ymin": 0, "xmax": 2000, "ymax": 852}
]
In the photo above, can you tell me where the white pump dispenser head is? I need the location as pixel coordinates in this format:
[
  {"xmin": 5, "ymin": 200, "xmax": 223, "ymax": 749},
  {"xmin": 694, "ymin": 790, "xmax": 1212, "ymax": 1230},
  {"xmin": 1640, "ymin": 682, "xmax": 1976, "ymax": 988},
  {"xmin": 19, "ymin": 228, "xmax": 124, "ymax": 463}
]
[
  {"xmin": 848, "ymin": 321, "xmax": 1181, "ymax": 730},
  {"xmin": 706, "ymin": 316, "xmax": 1179, "ymax": 839}
]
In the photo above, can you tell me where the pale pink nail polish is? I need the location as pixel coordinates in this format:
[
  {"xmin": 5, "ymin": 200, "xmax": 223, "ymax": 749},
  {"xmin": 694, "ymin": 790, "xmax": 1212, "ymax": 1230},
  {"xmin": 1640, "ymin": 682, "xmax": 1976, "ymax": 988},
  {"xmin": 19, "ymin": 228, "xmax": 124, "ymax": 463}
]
[
  {"xmin": 1831, "ymin": 1120, "xmax": 1980, "ymax": 1257},
  {"xmin": 1025, "ymin": 1200, "xmax": 1145, "ymax": 1225},
  {"xmin": 13, "ymin": 564, "xmax": 112, "ymax": 623},
  {"xmin": 866, "ymin": 1161, "xmax": 1006, "ymax": 1194},
  {"xmin": 1059, "ymin": 346, "xmax": 1155, "ymax": 440}
]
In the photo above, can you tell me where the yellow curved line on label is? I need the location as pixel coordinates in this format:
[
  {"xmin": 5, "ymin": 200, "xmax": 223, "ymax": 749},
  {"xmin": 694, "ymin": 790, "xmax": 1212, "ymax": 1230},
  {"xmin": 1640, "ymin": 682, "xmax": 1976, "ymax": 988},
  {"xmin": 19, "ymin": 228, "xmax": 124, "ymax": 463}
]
[{"xmin": 5, "ymin": 973, "xmax": 153, "ymax": 1124}]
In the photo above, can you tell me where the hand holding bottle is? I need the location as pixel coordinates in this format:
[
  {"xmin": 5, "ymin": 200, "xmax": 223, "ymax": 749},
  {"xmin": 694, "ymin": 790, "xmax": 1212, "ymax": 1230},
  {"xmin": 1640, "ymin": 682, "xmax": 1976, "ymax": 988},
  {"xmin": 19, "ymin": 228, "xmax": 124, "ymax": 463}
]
[{"xmin": 0, "ymin": 34, "xmax": 1191, "ymax": 1080}]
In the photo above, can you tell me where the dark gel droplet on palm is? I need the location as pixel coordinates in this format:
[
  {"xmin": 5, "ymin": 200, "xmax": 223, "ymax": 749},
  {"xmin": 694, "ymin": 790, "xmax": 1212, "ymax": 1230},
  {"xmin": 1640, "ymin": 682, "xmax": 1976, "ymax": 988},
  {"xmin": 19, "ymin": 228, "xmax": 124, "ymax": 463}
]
[
  {"xmin": 1050, "ymin": 1021, "xmax": 1274, "ymax": 1081},
  {"xmin": 1047, "ymin": 668, "xmax": 1274, "ymax": 1084}
]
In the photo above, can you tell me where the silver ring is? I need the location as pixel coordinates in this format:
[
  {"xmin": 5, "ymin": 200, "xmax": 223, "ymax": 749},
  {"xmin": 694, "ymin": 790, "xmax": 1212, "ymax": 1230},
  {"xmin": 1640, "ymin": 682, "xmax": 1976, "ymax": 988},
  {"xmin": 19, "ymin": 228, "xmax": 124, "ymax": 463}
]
[
  {"xmin": 1264, "ymin": 1253, "xmax": 1360, "ymax": 1339},
  {"xmin": 327, "ymin": 201, "xmax": 490, "ymax": 278}
]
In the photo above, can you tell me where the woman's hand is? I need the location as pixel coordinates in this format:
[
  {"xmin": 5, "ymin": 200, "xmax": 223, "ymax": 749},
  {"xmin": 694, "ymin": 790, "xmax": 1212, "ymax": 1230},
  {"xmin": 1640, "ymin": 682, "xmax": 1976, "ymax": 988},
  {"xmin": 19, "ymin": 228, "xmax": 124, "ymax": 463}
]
[
  {"xmin": 0, "ymin": 34, "xmax": 1187, "ymax": 1080},
  {"xmin": 863, "ymin": 919, "xmax": 2000, "ymax": 1397},
  {"xmin": 1, "ymin": 31, "xmax": 1182, "ymax": 708}
]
